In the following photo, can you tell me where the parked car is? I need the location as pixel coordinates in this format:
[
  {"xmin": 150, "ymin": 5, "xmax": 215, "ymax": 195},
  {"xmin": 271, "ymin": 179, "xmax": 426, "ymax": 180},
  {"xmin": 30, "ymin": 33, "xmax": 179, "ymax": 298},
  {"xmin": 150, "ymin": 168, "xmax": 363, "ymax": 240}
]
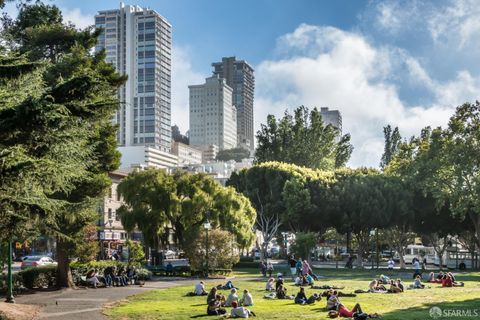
[{"xmin": 21, "ymin": 256, "xmax": 57, "ymax": 270}]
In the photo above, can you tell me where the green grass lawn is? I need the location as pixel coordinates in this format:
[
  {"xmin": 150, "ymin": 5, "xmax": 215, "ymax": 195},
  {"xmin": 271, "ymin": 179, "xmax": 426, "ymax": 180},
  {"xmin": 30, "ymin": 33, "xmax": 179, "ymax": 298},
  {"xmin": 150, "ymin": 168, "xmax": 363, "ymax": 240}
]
[{"xmin": 106, "ymin": 269, "xmax": 480, "ymax": 320}]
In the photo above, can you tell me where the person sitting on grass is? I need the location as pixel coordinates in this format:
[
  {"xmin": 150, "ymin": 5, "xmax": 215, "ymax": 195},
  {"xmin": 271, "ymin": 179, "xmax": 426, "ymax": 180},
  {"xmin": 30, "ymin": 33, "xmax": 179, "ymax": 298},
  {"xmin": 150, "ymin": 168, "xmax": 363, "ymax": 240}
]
[
  {"xmin": 230, "ymin": 301, "xmax": 256, "ymax": 318},
  {"xmin": 194, "ymin": 281, "xmax": 208, "ymax": 296},
  {"xmin": 442, "ymin": 273, "xmax": 464, "ymax": 287},
  {"xmin": 368, "ymin": 280, "xmax": 386, "ymax": 292},
  {"xmin": 266, "ymin": 278, "xmax": 275, "ymax": 291},
  {"xmin": 305, "ymin": 273, "xmax": 315, "ymax": 286},
  {"xmin": 240, "ymin": 289, "xmax": 254, "ymax": 306},
  {"xmin": 387, "ymin": 279, "xmax": 402, "ymax": 293},
  {"xmin": 396, "ymin": 279, "xmax": 404, "ymax": 292},
  {"xmin": 86, "ymin": 268, "xmax": 101, "ymax": 288},
  {"xmin": 294, "ymin": 287, "xmax": 308, "ymax": 305},
  {"xmin": 207, "ymin": 287, "xmax": 218, "ymax": 304},
  {"xmin": 306, "ymin": 293, "xmax": 321, "ymax": 304},
  {"xmin": 326, "ymin": 290, "xmax": 339, "ymax": 311},
  {"xmin": 378, "ymin": 274, "xmax": 390, "ymax": 284},
  {"xmin": 276, "ymin": 283, "xmax": 294, "ymax": 299},
  {"xmin": 411, "ymin": 275, "xmax": 425, "ymax": 289},
  {"xmin": 225, "ymin": 288, "xmax": 239, "ymax": 307},
  {"xmin": 207, "ymin": 294, "xmax": 227, "ymax": 316},
  {"xmin": 275, "ymin": 278, "xmax": 284, "ymax": 291}
]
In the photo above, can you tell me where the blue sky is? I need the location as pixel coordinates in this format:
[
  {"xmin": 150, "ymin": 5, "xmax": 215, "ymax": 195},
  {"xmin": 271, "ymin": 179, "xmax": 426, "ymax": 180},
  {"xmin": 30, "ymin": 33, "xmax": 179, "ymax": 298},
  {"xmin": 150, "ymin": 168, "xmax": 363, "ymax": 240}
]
[{"xmin": 5, "ymin": 0, "xmax": 480, "ymax": 167}]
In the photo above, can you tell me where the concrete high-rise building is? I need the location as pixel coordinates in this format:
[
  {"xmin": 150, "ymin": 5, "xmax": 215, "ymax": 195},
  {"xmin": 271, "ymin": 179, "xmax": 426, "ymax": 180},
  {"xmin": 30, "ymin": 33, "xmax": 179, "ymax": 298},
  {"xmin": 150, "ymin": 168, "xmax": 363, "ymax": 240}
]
[
  {"xmin": 95, "ymin": 4, "xmax": 172, "ymax": 152},
  {"xmin": 212, "ymin": 57, "xmax": 254, "ymax": 152},
  {"xmin": 189, "ymin": 75, "xmax": 237, "ymax": 150},
  {"xmin": 320, "ymin": 107, "xmax": 342, "ymax": 134}
]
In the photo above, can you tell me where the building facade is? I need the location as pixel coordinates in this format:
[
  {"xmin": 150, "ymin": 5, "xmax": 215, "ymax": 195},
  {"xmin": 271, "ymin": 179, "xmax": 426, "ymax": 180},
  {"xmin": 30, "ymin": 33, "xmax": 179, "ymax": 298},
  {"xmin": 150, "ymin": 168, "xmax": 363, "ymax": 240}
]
[
  {"xmin": 320, "ymin": 107, "xmax": 342, "ymax": 133},
  {"xmin": 118, "ymin": 146, "xmax": 178, "ymax": 170},
  {"xmin": 95, "ymin": 4, "xmax": 172, "ymax": 152},
  {"xmin": 171, "ymin": 141, "xmax": 203, "ymax": 166},
  {"xmin": 189, "ymin": 75, "xmax": 237, "ymax": 150},
  {"xmin": 212, "ymin": 57, "xmax": 255, "ymax": 151}
]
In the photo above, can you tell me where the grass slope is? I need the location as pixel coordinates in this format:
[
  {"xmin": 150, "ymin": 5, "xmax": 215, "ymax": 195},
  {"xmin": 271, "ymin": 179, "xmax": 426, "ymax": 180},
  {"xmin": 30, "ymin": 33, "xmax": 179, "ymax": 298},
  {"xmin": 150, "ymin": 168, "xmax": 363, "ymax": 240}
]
[{"xmin": 106, "ymin": 269, "xmax": 480, "ymax": 320}]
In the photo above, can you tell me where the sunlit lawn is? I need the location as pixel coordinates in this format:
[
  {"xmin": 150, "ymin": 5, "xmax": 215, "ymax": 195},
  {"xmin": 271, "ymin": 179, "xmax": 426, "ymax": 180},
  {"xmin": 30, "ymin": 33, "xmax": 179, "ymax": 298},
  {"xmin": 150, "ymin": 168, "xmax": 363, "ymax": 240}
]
[{"xmin": 106, "ymin": 268, "xmax": 480, "ymax": 320}]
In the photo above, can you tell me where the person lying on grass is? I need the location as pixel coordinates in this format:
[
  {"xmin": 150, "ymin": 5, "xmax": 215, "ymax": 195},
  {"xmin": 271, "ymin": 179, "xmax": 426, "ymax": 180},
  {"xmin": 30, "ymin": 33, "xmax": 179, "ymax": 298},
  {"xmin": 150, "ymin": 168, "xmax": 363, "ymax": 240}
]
[
  {"xmin": 327, "ymin": 303, "xmax": 379, "ymax": 319},
  {"xmin": 239, "ymin": 289, "xmax": 254, "ymax": 306},
  {"xmin": 225, "ymin": 288, "xmax": 239, "ymax": 307},
  {"xmin": 229, "ymin": 301, "xmax": 256, "ymax": 318},
  {"xmin": 321, "ymin": 289, "xmax": 356, "ymax": 298},
  {"xmin": 217, "ymin": 280, "xmax": 238, "ymax": 290},
  {"xmin": 311, "ymin": 284, "xmax": 344, "ymax": 290},
  {"xmin": 428, "ymin": 272, "xmax": 442, "ymax": 283},
  {"xmin": 207, "ymin": 294, "xmax": 227, "ymax": 316}
]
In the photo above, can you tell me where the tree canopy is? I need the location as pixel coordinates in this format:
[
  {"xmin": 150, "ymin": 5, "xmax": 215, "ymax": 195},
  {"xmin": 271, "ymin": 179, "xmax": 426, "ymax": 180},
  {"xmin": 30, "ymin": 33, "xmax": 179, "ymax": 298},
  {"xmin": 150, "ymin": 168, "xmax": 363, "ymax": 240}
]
[{"xmin": 255, "ymin": 106, "xmax": 353, "ymax": 170}]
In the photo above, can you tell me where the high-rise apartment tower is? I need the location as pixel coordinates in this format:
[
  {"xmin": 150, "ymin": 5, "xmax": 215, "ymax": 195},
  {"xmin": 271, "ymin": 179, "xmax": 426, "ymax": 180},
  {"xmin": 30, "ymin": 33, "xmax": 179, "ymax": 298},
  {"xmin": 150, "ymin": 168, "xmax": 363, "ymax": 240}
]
[
  {"xmin": 95, "ymin": 4, "xmax": 172, "ymax": 152},
  {"xmin": 189, "ymin": 75, "xmax": 237, "ymax": 150},
  {"xmin": 212, "ymin": 57, "xmax": 254, "ymax": 152}
]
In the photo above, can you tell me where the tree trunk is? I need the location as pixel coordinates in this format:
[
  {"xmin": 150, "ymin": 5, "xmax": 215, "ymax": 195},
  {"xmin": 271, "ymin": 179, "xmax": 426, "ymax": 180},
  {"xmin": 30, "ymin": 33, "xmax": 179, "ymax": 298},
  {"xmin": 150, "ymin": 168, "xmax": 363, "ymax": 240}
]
[
  {"xmin": 397, "ymin": 246, "xmax": 406, "ymax": 269},
  {"xmin": 355, "ymin": 231, "xmax": 370, "ymax": 268},
  {"xmin": 56, "ymin": 238, "xmax": 75, "ymax": 288},
  {"xmin": 468, "ymin": 212, "xmax": 480, "ymax": 250}
]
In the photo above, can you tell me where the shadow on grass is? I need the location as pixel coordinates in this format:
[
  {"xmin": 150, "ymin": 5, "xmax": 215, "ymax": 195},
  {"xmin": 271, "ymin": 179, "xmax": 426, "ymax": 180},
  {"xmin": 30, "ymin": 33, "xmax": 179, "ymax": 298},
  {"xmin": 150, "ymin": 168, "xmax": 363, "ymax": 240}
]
[
  {"xmin": 380, "ymin": 298, "xmax": 480, "ymax": 320},
  {"xmin": 190, "ymin": 315, "xmax": 210, "ymax": 319}
]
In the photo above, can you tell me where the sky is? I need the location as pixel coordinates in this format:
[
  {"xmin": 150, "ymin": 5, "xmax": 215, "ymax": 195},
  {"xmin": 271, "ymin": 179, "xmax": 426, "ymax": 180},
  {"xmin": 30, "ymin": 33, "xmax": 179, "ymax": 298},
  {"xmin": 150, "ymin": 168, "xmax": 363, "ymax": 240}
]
[{"xmin": 4, "ymin": 0, "xmax": 480, "ymax": 167}]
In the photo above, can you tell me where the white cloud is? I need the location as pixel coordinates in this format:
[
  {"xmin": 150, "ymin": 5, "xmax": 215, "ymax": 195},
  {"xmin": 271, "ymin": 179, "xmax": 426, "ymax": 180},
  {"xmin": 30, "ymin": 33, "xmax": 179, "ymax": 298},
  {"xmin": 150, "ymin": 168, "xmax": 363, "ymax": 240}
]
[
  {"xmin": 61, "ymin": 7, "xmax": 94, "ymax": 29},
  {"xmin": 171, "ymin": 46, "xmax": 205, "ymax": 134},
  {"xmin": 254, "ymin": 24, "xmax": 480, "ymax": 167}
]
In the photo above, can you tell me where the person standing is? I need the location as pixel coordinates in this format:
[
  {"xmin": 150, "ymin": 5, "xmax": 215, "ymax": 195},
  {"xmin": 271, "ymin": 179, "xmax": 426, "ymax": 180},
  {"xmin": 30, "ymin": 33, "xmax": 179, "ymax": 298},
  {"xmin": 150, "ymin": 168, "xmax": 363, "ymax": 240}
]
[
  {"xmin": 267, "ymin": 261, "xmax": 274, "ymax": 277},
  {"xmin": 296, "ymin": 258, "xmax": 303, "ymax": 277},
  {"xmin": 387, "ymin": 258, "xmax": 394, "ymax": 270},
  {"xmin": 288, "ymin": 255, "xmax": 297, "ymax": 280}
]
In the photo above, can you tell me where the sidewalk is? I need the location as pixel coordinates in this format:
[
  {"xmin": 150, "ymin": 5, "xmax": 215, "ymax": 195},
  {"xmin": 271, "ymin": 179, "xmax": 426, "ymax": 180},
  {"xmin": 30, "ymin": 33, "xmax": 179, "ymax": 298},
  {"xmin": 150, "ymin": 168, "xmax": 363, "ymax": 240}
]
[{"xmin": 14, "ymin": 279, "xmax": 202, "ymax": 320}]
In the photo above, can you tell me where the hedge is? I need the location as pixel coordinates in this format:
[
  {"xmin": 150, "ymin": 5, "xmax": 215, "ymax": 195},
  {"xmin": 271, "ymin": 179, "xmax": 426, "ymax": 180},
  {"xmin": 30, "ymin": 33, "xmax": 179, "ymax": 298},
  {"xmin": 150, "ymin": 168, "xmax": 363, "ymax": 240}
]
[{"xmin": 233, "ymin": 261, "xmax": 260, "ymax": 268}]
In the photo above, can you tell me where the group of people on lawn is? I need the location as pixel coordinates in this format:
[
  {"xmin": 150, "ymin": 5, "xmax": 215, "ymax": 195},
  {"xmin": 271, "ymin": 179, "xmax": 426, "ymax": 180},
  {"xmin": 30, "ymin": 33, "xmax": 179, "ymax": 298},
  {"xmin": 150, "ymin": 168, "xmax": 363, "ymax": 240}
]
[
  {"xmin": 191, "ymin": 281, "xmax": 256, "ymax": 317},
  {"xmin": 85, "ymin": 265, "xmax": 138, "ymax": 288}
]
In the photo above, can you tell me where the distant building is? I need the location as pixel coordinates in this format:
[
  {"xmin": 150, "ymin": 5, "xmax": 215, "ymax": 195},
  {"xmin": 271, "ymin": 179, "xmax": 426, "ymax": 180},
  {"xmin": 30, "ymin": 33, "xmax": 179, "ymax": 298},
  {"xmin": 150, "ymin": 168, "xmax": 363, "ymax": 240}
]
[
  {"xmin": 201, "ymin": 144, "xmax": 219, "ymax": 162},
  {"xmin": 172, "ymin": 141, "xmax": 202, "ymax": 165},
  {"xmin": 212, "ymin": 57, "xmax": 255, "ymax": 151},
  {"xmin": 98, "ymin": 169, "xmax": 142, "ymax": 259},
  {"xmin": 189, "ymin": 75, "xmax": 237, "ymax": 150},
  {"xmin": 95, "ymin": 4, "xmax": 172, "ymax": 152},
  {"xmin": 320, "ymin": 107, "xmax": 342, "ymax": 134},
  {"xmin": 118, "ymin": 146, "xmax": 178, "ymax": 170},
  {"xmin": 175, "ymin": 159, "xmax": 253, "ymax": 186},
  {"xmin": 171, "ymin": 125, "xmax": 189, "ymax": 145}
]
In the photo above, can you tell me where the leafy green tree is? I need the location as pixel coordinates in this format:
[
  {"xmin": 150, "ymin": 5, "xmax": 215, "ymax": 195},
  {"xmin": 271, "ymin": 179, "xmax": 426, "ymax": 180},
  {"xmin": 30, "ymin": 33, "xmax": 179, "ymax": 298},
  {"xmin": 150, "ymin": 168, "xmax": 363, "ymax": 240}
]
[
  {"xmin": 118, "ymin": 169, "xmax": 256, "ymax": 265},
  {"xmin": 125, "ymin": 239, "xmax": 145, "ymax": 266},
  {"xmin": 1, "ymin": 4, "xmax": 125, "ymax": 287},
  {"xmin": 290, "ymin": 232, "xmax": 317, "ymax": 261},
  {"xmin": 255, "ymin": 106, "xmax": 353, "ymax": 170},
  {"xmin": 380, "ymin": 125, "xmax": 402, "ymax": 170},
  {"xmin": 74, "ymin": 224, "xmax": 100, "ymax": 263},
  {"xmin": 216, "ymin": 147, "xmax": 250, "ymax": 162}
]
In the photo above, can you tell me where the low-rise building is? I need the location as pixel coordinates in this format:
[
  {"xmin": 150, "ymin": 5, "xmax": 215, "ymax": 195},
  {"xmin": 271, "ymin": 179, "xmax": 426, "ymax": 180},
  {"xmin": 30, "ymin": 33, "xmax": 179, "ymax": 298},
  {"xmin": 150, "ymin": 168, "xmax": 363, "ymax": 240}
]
[
  {"xmin": 118, "ymin": 146, "xmax": 178, "ymax": 171},
  {"xmin": 171, "ymin": 141, "xmax": 202, "ymax": 166}
]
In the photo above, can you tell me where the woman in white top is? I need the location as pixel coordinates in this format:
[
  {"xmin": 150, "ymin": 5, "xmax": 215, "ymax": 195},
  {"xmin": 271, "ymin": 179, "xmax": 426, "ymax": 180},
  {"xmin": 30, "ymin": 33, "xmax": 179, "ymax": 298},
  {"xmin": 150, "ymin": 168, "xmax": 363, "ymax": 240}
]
[
  {"xmin": 194, "ymin": 281, "xmax": 207, "ymax": 295},
  {"xmin": 265, "ymin": 278, "xmax": 275, "ymax": 291},
  {"xmin": 225, "ymin": 288, "xmax": 239, "ymax": 307},
  {"xmin": 239, "ymin": 289, "xmax": 254, "ymax": 306}
]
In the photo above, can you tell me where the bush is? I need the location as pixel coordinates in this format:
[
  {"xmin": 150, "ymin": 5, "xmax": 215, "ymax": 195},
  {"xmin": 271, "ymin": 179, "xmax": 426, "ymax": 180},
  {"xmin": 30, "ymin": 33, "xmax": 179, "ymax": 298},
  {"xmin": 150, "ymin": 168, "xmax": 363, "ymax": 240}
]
[
  {"xmin": 0, "ymin": 272, "xmax": 23, "ymax": 293},
  {"xmin": 233, "ymin": 261, "xmax": 259, "ymax": 268},
  {"xmin": 239, "ymin": 256, "xmax": 254, "ymax": 262},
  {"xmin": 184, "ymin": 229, "xmax": 240, "ymax": 270},
  {"xmin": 18, "ymin": 265, "xmax": 57, "ymax": 289},
  {"xmin": 135, "ymin": 267, "xmax": 152, "ymax": 280}
]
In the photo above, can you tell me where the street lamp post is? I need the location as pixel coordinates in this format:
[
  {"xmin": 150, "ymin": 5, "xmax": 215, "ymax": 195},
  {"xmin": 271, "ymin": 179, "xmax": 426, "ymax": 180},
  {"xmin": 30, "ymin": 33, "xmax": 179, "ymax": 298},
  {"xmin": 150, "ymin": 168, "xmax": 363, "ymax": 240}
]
[
  {"xmin": 5, "ymin": 238, "xmax": 15, "ymax": 303},
  {"xmin": 203, "ymin": 220, "xmax": 211, "ymax": 278}
]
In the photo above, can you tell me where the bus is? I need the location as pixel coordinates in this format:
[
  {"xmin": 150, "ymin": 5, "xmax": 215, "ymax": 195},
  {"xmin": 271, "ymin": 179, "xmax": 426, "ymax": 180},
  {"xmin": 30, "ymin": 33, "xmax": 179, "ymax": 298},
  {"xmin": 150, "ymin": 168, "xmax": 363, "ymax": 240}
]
[{"xmin": 445, "ymin": 250, "xmax": 480, "ymax": 270}]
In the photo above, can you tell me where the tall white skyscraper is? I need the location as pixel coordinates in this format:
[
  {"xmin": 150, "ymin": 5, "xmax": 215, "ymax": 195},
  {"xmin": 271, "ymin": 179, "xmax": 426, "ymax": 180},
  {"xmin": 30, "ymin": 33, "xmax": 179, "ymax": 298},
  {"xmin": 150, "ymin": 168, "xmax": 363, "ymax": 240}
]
[
  {"xmin": 189, "ymin": 75, "xmax": 237, "ymax": 150},
  {"xmin": 95, "ymin": 4, "xmax": 172, "ymax": 152}
]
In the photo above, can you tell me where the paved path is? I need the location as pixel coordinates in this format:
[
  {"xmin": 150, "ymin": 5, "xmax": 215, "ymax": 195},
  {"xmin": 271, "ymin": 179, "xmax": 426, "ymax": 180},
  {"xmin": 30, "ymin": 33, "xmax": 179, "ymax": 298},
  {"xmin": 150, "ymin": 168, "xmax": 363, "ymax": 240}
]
[{"xmin": 14, "ymin": 278, "xmax": 211, "ymax": 320}]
